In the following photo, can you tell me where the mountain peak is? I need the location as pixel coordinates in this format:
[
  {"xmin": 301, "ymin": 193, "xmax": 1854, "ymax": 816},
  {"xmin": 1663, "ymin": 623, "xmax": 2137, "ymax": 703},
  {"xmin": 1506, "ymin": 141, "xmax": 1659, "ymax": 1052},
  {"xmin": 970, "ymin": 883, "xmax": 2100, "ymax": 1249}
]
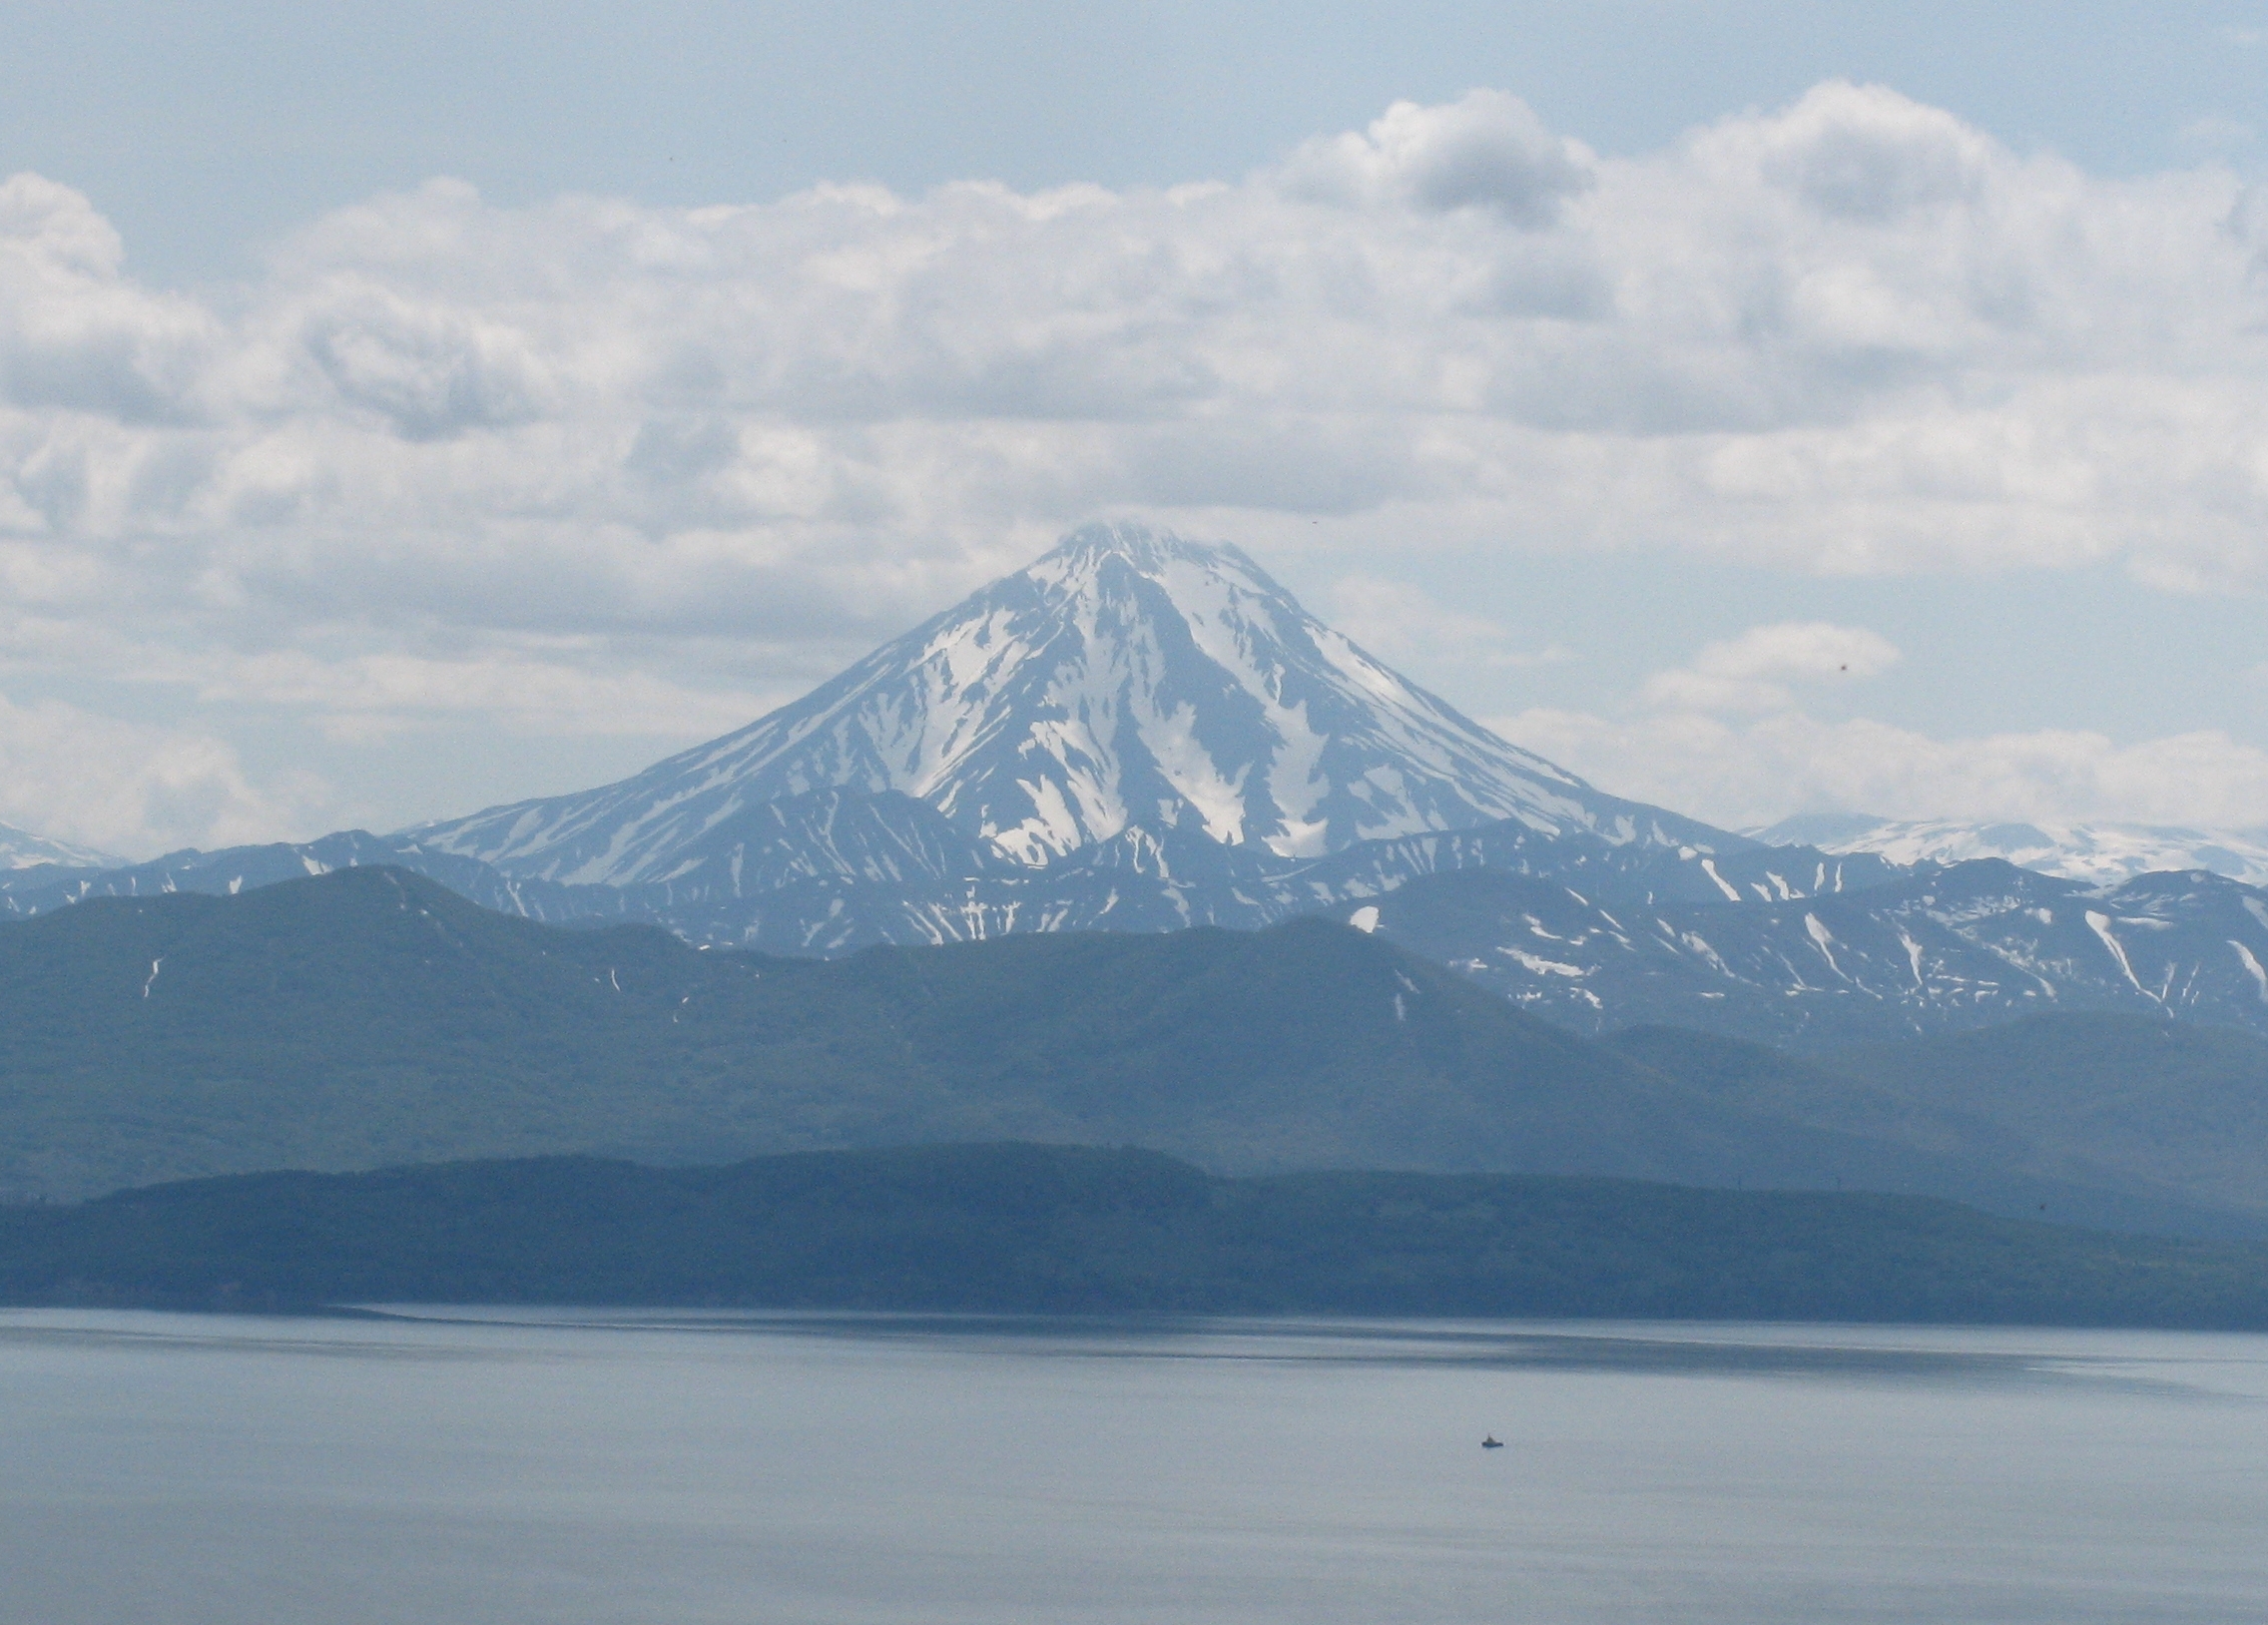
[
  {"xmin": 1028, "ymin": 521, "xmax": 1265, "ymax": 587},
  {"xmin": 410, "ymin": 521, "xmax": 1624, "ymax": 885}
]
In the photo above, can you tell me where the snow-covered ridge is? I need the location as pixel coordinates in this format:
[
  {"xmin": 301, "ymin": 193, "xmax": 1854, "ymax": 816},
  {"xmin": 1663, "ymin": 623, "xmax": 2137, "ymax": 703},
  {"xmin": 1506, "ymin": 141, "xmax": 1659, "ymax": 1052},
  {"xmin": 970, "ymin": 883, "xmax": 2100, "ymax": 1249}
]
[
  {"xmin": 1752, "ymin": 813, "xmax": 2268, "ymax": 888},
  {"xmin": 0, "ymin": 818, "xmax": 122, "ymax": 872},
  {"xmin": 407, "ymin": 522, "xmax": 1713, "ymax": 886},
  {"xmin": 1347, "ymin": 856, "xmax": 2268, "ymax": 1049}
]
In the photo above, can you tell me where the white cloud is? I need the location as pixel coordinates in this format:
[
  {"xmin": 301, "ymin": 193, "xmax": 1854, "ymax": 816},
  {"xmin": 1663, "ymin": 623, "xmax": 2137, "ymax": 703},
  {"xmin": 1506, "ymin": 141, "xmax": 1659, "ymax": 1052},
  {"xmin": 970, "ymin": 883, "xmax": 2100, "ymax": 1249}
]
[
  {"xmin": 2, "ymin": 82, "xmax": 2268, "ymax": 844},
  {"xmin": 192, "ymin": 648, "xmax": 773, "ymax": 742},
  {"xmin": 0, "ymin": 174, "xmax": 219, "ymax": 423},
  {"xmin": 8, "ymin": 79, "xmax": 2264, "ymax": 635},
  {"xmin": 1325, "ymin": 574, "xmax": 1565, "ymax": 672},
  {"xmin": 1496, "ymin": 705, "xmax": 2268, "ymax": 832},
  {"xmin": 1277, "ymin": 90, "xmax": 1594, "ymax": 227},
  {"xmin": 1488, "ymin": 618, "xmax": 2268, "ymax": 831},
  {"xmin": 0, "ymin": 692, "xmax": 332, "ymax": 857},
  {"xmin": 1640, "ymin": 621, "xmax": 1900, "ymax": 713},
  {"xmin": 1747, "ymin": 81, "xmax": 1991, "ymax": 224}
]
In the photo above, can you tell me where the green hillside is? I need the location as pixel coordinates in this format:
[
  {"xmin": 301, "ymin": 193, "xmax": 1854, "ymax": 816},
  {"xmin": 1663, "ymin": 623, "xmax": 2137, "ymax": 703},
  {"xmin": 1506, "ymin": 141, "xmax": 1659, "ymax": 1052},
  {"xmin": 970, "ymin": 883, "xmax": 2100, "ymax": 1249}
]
[{"xmin": 4, "ymin": 1144, "xmax": 2263, "ymax": 1328}]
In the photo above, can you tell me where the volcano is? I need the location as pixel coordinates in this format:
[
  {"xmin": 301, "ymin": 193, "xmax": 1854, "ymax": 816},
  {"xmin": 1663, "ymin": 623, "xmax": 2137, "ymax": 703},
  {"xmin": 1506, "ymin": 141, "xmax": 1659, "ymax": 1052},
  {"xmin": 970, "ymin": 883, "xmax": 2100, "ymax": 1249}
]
[{"xmin": 410, "ymin": 523, "xmax": 1676, "ymax": 885}]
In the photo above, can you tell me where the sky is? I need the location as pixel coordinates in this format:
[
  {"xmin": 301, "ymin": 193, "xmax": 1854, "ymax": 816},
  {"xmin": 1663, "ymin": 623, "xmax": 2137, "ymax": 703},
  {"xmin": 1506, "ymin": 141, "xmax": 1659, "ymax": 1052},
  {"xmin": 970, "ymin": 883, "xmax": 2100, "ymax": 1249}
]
[{"xmin": 4, "ymin": 0, "xmax": 2268, "ymax": 859}]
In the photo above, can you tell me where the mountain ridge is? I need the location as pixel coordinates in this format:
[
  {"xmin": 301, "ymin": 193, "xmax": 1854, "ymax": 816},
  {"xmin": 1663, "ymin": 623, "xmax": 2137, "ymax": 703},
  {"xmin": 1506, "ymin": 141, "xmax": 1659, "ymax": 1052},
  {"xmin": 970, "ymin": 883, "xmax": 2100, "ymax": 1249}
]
[
  {"xmin": 11, "ymin": 523, "xmax": 2268, "ymax": 1050},
  {"xmin": 0, "ymin": 818, "xmax": 123, "ymax": 872},
  {"xmin": 1754, "ymin": 812, "xmax": 2268, "ymax": 888},
  {"xmin": 2, "ymin": 865, "xmax": 2262, "ymax": 1239},
  {"xmin": 1344, "ymin": 856, "xmax": 2268, "ymax": 1048}
]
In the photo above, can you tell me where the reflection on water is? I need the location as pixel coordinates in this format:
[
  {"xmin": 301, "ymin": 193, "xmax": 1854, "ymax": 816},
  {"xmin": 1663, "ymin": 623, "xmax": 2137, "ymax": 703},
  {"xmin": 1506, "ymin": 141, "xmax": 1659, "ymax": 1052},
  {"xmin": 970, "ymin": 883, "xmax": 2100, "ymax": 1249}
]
[
  {"xmin": 4, "ymin": 1308, "xmax": 2264, "ymax": 1624},
  {"xmin": 695, "ymin": 1310, "xmax": 2241, "ymax": 1390}
]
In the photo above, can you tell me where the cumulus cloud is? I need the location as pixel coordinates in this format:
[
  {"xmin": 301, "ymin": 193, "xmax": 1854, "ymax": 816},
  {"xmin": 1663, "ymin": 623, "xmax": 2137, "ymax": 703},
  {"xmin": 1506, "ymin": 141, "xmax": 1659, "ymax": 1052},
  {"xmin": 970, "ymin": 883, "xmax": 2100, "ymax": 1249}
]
[
  {"xmin": 0, "ymin": 174, "xmax": 218, "ymax": 423},
  {"xmin": 1749, "ymin": 81, "xmax": 1990, "ymax": 223},
  {"xmin": 2, "ymin": 81, "xmax": 2267, "ymax": 844},
  {"xmin": 1277, "ymin": 90, "xmax": 1593, "ymax": 226}
]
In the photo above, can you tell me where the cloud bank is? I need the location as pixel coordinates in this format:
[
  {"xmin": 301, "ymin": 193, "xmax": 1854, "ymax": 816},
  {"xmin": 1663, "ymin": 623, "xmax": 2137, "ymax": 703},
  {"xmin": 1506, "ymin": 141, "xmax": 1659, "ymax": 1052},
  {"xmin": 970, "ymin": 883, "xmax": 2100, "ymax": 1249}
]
[
  {"xmin": 1499, "ymin": 620, "xmax": 2268, "ymax": 834},
  {"xmin": 1505, "ymin": 702, "xmax": 2268, "ymax": 835},
  {"xmin": 4, "ymin": 84, "xmax": 2266, "ymax": 851}
]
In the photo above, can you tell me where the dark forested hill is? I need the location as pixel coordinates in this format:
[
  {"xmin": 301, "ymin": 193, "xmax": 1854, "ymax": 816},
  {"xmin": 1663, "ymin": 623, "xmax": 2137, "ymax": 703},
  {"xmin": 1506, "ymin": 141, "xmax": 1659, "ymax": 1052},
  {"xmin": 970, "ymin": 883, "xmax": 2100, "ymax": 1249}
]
[
  {"xmin": 1825, "ymin": 1015, "xmax": 2268, "ymax": 1217},
  {"xmin": 4, "ymin": 1144, "xmax": 2263, "ymax": 1328},
  {"xmin": 1608, "ymin": 1014, "xmax": 2268, "ymax": 1231},
  {"xmin": 0, "ymin": 866, "xmax": 1872, "ymax": 1203}
]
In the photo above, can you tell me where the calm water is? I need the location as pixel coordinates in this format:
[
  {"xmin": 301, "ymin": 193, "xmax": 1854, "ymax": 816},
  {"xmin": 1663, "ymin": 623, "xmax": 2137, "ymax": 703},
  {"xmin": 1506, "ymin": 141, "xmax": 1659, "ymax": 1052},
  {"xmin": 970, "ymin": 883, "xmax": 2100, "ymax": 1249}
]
[{"xmin": 2, "ymin": 1310, "xmax": 2264, "ymax": 1623}]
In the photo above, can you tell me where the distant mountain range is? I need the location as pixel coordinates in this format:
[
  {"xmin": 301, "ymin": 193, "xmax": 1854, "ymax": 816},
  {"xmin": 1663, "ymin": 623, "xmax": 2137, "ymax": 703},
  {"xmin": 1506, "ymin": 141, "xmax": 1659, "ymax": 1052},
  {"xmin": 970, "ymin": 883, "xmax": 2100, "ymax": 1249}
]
[
  {"xmin": 1340, "ymin": 857, "xmax": 2268, "ymax": 1048},
  {"xmin": 1754, "ymin": 812, "xmax": 2268, "ymax": 888},
  {"xmin": 7, "ymin": 867, "xmax": 2265, "ymax": 1240},
  {"xmin": 0, "ymin": 865, "xmax": 1931, "ymax": 1208},
  {"xmin": 7, "ymin": 524, "xmax": 2268, "ymax": 1048}
]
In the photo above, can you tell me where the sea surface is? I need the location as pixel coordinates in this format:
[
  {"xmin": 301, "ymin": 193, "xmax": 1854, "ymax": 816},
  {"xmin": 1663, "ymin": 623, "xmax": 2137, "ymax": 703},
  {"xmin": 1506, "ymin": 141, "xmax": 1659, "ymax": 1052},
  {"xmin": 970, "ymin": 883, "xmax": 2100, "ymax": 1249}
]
[{"xmin": 2, "ymin": 1309, "xmax": 2264, "ymax": 1624}]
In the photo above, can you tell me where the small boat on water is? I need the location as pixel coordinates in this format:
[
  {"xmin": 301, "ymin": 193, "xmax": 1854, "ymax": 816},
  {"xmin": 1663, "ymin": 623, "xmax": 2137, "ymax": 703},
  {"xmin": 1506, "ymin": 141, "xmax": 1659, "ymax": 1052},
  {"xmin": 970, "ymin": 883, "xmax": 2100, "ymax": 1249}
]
[{"xmin": 1480, "ymin": 1435, "xmax": 1503, "ymax": 1449}]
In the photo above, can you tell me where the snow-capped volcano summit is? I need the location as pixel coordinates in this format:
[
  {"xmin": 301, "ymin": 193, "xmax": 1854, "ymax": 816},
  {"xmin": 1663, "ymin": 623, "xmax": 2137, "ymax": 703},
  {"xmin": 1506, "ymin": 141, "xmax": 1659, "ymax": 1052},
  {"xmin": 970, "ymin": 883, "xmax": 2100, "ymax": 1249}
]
[{"xmin": 410, "ymin": 523, "xmax": 1639, "ymax": 885}]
